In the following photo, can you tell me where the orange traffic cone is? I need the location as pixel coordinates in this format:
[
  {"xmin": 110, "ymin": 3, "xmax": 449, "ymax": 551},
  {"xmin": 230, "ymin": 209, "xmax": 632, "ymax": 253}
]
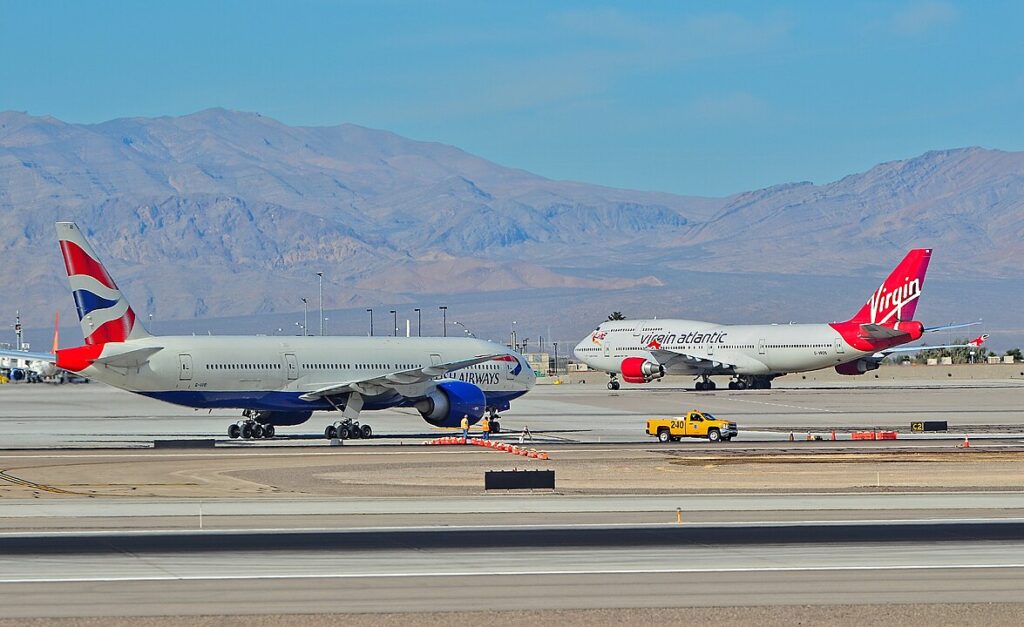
[{"xmin": 963, "ymin": 434, "xmax": 970, "ymax": 448}]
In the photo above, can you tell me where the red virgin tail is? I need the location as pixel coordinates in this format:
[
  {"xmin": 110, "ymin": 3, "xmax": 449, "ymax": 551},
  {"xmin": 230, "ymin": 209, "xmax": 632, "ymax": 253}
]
[{"xmin": 847, "ymin": 249, "xmax": 932, "ymax": 325}]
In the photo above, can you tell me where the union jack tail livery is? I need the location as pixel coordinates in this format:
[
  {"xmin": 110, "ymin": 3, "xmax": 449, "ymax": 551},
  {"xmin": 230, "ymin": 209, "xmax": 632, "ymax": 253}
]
[
  {"xmin": 847, "ymin": 249, "xmax": 931, "ymax": 325},
  {"xmin": 57, "ymin": 222, "xmax": 150, "ymax": 345}
]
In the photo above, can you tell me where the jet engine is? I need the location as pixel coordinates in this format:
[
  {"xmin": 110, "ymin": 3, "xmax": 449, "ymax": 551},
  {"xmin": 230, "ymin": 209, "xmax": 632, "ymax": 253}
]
[
  {"xmin": 7, "ymin": 368, "xmax": 26, "ymax": 382},
  {"xmin": 414, "ymin": 381, "xmax": 486, "ymax": 427},
  {"xmin": 621, "ymin": 357, "xmax": 665, "ymax": 384},
  {"xmin": 835, "ymin": 358, "xmax": 881, "ymax": 376},
  {"xmin": 251, "ymin": 410, "xmax": 314, "ymax": 426}
]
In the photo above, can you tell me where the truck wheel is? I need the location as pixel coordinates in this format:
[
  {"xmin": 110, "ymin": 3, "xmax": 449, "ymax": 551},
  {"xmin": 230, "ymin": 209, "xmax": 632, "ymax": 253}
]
[
  {"xmin": 708, "ymin": 429, "xmax": 721, "ymax": 442},
  {"xmin": 658, "ymin": 429, "xmax": 671, "ymax": 443}
]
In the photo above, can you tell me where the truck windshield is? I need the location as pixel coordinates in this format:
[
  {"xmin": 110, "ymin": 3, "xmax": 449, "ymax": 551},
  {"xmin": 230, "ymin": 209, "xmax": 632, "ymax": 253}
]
[{"xmin": 703, "ymin": 413, "xmax": 716, "ymax": 420}]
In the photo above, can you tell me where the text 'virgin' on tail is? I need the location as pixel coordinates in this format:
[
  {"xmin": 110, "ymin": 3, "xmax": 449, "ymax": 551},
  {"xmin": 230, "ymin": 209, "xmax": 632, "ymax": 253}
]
[
  {"xmin": 56, "ymin": 222, "xmax": 150, "ymax": 345},
  {"xmin": 848, "ymin": 249, "xmax": 932, "ymax": 325}
]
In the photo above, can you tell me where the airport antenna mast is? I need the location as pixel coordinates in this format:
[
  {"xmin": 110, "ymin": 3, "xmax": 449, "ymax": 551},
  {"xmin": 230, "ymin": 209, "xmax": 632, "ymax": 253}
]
[{"xmin": 14, "ymin": 310, "xmax": 22, "ymax": 351}]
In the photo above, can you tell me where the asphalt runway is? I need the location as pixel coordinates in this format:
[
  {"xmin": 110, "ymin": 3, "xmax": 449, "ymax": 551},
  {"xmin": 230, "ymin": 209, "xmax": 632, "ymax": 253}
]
[
  {"xmin": 2, "ymin": 522, "xmax": 1024, "ymax": 617},
  {"xmin": 1, "ymin": 376, "xmax": 1023, "ymax": 448}
]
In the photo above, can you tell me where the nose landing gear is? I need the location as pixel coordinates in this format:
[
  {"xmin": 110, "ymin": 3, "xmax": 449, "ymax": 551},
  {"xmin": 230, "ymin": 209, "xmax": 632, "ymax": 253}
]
[
  {"xmin": 607, "ymin": 375, "xmax": 620, "ymax": 391},
  {"xmin": 484, "ymin": 407, "xmax": 502, "ymax": 434}
]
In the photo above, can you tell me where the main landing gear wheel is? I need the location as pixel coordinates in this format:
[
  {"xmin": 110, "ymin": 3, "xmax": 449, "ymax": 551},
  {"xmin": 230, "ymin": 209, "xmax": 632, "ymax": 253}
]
[
  {"xmin": 325, "ymin": 418, "xmax": 371, "ymax": 441},
  {"xmin": 608, "ymin": 380, "xmax": 620, "ymax": 391},
  {"xmin": 695, "ymin": 377, "xmax": 717, "ymax": 392},
  {"xmin": 229, "ymin": 418, "xmax": 276, "ymax": 440}
]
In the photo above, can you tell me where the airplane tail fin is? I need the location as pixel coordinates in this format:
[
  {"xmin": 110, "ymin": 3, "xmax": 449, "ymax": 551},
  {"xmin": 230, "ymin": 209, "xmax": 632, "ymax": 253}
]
[
  {"xmin": 847, "ymin": 249, "xmax": 932, "ymax": 325},
  {"xmin": 56, "ymin": 222, "xmax": 151, "ymax": 345}
]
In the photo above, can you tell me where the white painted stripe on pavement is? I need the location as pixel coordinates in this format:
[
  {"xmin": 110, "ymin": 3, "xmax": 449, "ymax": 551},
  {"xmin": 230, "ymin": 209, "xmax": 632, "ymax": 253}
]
[{"xmin": 2, "ymin": 563, "xmax": 1024, "ymax": 585}]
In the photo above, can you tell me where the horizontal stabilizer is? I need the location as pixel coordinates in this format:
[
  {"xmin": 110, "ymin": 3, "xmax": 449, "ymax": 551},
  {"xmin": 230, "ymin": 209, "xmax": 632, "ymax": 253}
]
[
  {"xmin": 93, "ymin": 346, "xmax": 163, "ymax": 368},
  {"xmin": 858, "ymin": 323, "xmax": 909, "ymax": 340}
]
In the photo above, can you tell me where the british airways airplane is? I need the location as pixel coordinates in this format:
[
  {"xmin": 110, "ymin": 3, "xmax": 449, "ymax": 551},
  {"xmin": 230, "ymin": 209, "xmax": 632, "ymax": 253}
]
[
  {"xmin": 0, "ymin": 223, "xmax": 535, "ymax": 439},
  {"xmin": 574, "ymin": 249, "xmax": 983, "ymax": 391}
]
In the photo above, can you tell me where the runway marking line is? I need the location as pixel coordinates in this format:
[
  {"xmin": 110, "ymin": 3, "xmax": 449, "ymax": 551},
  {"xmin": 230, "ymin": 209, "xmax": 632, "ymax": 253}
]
[
  {"xmin": 724, "ymin": 397, "xmax": 837, "ymax": 413},
  {"xmin": 2, "ymin": 563, "xmax": 1024, "ymax": 585}
]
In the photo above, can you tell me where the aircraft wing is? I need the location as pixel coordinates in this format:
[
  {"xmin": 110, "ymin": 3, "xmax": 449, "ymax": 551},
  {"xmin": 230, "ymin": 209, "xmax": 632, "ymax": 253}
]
[
  {"xmin": 298, "ymin": 352, "xmax": 507, "ymax": 401},
  {"xmin": 876, "ymin": 334, "xmax": 989, "ymax": 357},
  {"xmin": 649, "ymin": 348, "xmax": 738, "ymax": 373},
  {"xmin": 0, "ymin": 349, "xmax": 54, "ymax": 363},
  {"xmin": 924, "ymin": 320, "xmax": 982, "ymax": 333}
]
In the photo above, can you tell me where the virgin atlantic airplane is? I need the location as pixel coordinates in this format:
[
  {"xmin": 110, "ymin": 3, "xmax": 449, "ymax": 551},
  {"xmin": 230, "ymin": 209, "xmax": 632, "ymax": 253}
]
[
  {"xmin": 574, "ymin": 249, "xmax": 983, "ymax": 391},
  {"xmin": 0, "ymin": 223, "xmax": 535, "ymax": 439}
]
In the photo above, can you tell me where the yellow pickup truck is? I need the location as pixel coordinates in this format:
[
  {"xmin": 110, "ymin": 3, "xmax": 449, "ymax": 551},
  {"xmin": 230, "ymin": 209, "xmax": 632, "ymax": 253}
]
[{"xmin": 646, "ymin": 410, "xmax": 738, "ymax": 443}]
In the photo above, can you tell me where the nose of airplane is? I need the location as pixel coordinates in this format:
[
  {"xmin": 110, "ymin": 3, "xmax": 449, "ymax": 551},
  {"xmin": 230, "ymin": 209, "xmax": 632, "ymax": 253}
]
[{"xmin": 574, "ymin": 337, "xmax": 588, "ymax": 361}]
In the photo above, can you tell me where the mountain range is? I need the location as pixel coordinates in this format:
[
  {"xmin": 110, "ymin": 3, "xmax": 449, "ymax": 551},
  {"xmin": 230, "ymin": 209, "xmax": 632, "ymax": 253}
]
[{"xmin": 1, "ymin": 109, "xmax": 1021, "ymax": 349}]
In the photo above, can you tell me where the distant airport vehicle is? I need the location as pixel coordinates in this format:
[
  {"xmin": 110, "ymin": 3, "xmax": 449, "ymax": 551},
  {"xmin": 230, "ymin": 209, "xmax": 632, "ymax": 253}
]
[
  {"xmin": 0, "ymin": 223, "xmax": 535, "ymax": 439},
  {"xmin": 575, "ymin": 249, "xmax": 983, "ymax": 391},
  {"xmin": 646, "ymin": 411, "xmax": 737, "ymax": 442}
]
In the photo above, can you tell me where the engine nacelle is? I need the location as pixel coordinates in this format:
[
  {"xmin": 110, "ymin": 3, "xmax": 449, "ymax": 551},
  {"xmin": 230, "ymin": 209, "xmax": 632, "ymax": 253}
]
[
  {"xmin": 414, "ymin": 381, "xmax": 486, "ymax": 428},
  {"xmin": 835, "ymin": 358, "xmax": 881, "ymax": 376},
  {"xmin": 8, "ymin": 368, "xmax": 26, "ymax": 382},
  {"xmin": 252, "ymin": 410, "xmax": 313, "ymax": 426},
  {"xmin": 621, "ymin": 357, "xmax": 665, "ymax": 384}
]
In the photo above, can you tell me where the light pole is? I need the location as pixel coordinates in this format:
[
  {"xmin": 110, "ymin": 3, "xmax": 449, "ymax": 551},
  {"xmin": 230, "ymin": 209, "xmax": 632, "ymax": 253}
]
[
  {"xmin": 316, "ymin": 272, "xmax": 324, "ymax": 336},
  {"xmin": 414, "ymin": 308, "xmax": 421, "ymax": 336},
  {"xmin": 367, "ymin": 309, "xmax": 374, "ymax": 337},
  {"xmin": 390, "ymin": 310, "xmax": 397, "ymax": 336},
  {"xmin": 453, "ymin": 321, "xmax": 476, "ymax": 338},
  {"xmin": 552, "ymin": 342, "xmax": 558, "ymax": 378},
  {"xmin": 510, "ymin": 321, "xmax": 517, "ymax": 350},
  {"xmin": 439, "ymin": 306, "xmax": 447, "ymax": 337},
  {"xmin": 301, "ymin": 298, "xmax": 308, "ymax": 336}
]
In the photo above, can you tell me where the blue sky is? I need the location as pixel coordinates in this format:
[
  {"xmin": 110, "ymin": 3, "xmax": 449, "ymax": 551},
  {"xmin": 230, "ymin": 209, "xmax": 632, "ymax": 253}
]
[{"xmin": 1, "ymin": 1, "xmax": 1021, "ymax": 196}]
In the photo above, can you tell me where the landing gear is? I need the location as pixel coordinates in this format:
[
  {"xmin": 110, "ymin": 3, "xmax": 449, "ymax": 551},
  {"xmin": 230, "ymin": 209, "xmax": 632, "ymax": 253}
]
[
  {"xmin": 485, "ymin": 407, "xmax": 502, "ymax": 434},
  {"xmin": 227, "ymin": 410, "xmax": 278, "ymax": 440},
  {"xmin": 607, "ymin": 374, "xmax": 620, "ymax": 391},
  {"xmin": 694, "ymin": 375, "xmax": 717, "ymax": 392},
  {"xmin": 324, "ymin": 417, "xmax": 372, "ymax": 441},
  {"xmin": 728, "ymin": 375, "xmax": 773, "ymax": 390}
]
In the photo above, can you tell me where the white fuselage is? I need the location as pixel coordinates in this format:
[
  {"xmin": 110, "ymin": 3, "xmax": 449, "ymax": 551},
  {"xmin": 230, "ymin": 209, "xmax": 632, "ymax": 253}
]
[
  {"xmin": 73, "ymin": 335, "xmax": 534, "ymax": 412},
  {"xmin": 575, "ymin": 319, "xmax": 872, "ymax": 376}
]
